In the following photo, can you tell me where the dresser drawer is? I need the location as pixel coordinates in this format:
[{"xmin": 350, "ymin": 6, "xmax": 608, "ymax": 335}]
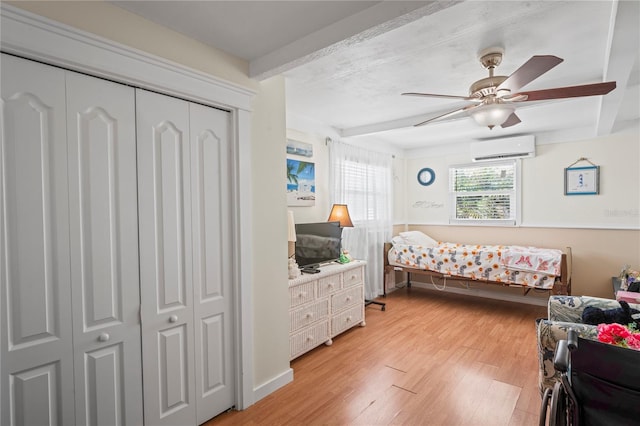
[
  {"xmin": 290, "ymin": 320, "xmax": 329, "ymax": 359},
  {"xmin": 331, "ymin": 286, "xmax": 362, "ymax": 312},
  {"xmin": 331, "ymin": 304, "xmax": 363, "ymax": 336},
  {"xmin": 342, "ymin": 267, "xmax": 363, "ymax": 288},
  {"xmin": 289, "ymin": 281, "xmax": 316, "ymax": 307},
  {"xmin": 317, "ymin": 274, "xmax": 341, "ymax": 297},
  {"xmin": 290, "ymin": 299, "xmax": 329, "ymax": 333}
]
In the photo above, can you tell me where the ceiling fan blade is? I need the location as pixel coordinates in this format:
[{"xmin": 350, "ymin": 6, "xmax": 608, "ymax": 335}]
[
  {"xmin": 500, "ymin": 112, "xmax": 521, "ymax": 128},
  {"xmin": 512, "ymin": 81, "xmax": 616, "ymax": 102},
  {"xmin": 414, "ymin": 104, "xmax": 479, "ymax": 127},
  {"xmin": 497, "ymin": 55, "xmax": 563, "ymax": 94},
  {"xmin": 501, "ymin": 94, "xmax": 528, "ymax": 102},
  {"xmin": 402, "ymin": 92, "xmax": 482, "ymax": 102}
]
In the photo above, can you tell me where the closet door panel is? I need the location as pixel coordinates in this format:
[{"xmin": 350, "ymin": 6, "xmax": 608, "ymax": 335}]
[
  {"xmin": 137, "ymin": 89, "xmax": 195, "ymax": 426},
  {"xmin": 190, "ymin": 103, "xmax": 235, "ymax": 423},
  {"xmin": 1, "ymin": 54, "xmax": 75, "ymax": 425},
  {"xmin": 66, "ymin": 71, "xmax": 143, "ymax": 426}
]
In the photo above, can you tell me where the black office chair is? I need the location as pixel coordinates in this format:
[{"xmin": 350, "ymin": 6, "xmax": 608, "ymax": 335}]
[
  {"xmin": 365, "ymin": 299, "xmax": 385, "ymax": 311},
  {"xmin": 539, "ymin": 328, "xmax": 640, "ymax": 426}
]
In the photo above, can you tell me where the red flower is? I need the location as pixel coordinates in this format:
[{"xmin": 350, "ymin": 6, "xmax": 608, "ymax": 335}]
[
  {"xmin": 597, "ymin": 323, "xmax": 632, "ymax": 345},
  {"xmin": 627, "ymin": 333, "xmax": 640, "ymax": 350}
]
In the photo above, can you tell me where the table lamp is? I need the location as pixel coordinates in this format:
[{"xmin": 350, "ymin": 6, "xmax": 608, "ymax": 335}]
[
  {"xmin": 287, "ymin": 210, "xmax": 300, "ymax": 279},
  {"xmin": 327, "ymin": 204, "xmax": 353, "ymax": 228}
]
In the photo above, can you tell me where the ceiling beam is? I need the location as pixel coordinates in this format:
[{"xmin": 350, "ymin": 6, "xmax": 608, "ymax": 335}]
[
  {"xmin": 597, "ymin": 0, "xmax": 639, "ymax": 136},
  {"xmin": 249, "ymin": 0, "xmax": 462, "ymax": 80}
]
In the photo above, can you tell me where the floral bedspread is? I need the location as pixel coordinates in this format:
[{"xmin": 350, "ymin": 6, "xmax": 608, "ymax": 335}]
[{"xmin": 388, "ymin": 242, "xmax": 562, "ymax": 289}]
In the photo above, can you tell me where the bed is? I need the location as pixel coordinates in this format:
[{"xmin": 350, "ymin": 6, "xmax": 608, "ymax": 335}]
[{"xmin": 383, "ymin": 232, "xmax": 572, "ymax": 296}]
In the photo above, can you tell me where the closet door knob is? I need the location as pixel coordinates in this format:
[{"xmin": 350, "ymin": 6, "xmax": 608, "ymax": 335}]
[
  {"xmin": 169, "ymin": 315, "xmax": 178, "ymax": 323},
  {"xmin": 98, "ymin": 333, "xmax": 110, "ymax": 342}
]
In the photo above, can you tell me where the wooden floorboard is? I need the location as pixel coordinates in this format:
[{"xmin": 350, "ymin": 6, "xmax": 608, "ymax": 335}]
[{"xmin": 206, "ymin": 287, "xmax": 547, "ymax": 426}]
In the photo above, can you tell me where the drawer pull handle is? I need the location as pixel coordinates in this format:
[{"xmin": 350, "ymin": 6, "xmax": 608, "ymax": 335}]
[
  {"xmin": 298, "ymin": 292, "xmax": 306, "ymax": 298},
  {"xmin": 169, "ymin": 315, "xmax": 178, "ymax": 323},
  {"xmin": 98, "ymin": 333, "xmax": 110, "ymax": 342},
  {"xmin": 306, "ymin": 336, "xmax": 313, "ymax": 341},
  {"xmin": 351, "ymin": 275, "xmax": 356, "ymax": 280},
  {"xmin": 306, "ymin": 313, "xmax": 313, "ymax": 319},
  {"xmin": 346, "ymin": 296, "xmax": 352, "ymax": 302},
  {"xmin": 346, "ymin": 316, "xmax": 352, "ymax": 322}
]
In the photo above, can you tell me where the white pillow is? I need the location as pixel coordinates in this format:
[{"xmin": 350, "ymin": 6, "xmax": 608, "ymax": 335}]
[
  {"xmin": 399, "ymin": 231, "xmax": 437, "ymax": 247},
  {"xmin": 390, "ymin": 235, "xmax": 404, "ymax": 246}
]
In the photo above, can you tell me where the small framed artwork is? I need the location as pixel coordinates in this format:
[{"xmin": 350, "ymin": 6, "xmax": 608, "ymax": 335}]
[
  {"xmin": 287, "ymin": 158, "xmax": 315, "ymax": 206},
  {"xmin": 565, "ymin": 165, "xmax": 599, "ymax": 195},
  {"xmin": 286, "ymin": 139, "xmax": 313, "ymax": 157}
]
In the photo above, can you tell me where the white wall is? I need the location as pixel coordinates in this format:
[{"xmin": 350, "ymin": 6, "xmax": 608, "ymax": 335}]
[
  {"xmin": 403, "ymin": 128, "xmax": 640, "ymax": 229},
  {"xmin": 9, "ymin": 0, "xmax": 290, "ymax": 401},
  {"xmin": 523, "ymin": 131, "xmax": 639, "ymax": 228},
  {"xmin": 250, "ymin": 75, "xmax": 290, "ymax": 387}
]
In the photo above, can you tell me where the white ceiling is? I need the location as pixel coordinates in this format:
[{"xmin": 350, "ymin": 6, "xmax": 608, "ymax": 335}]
[{"xmin": 112, "ymin": 1, "xmax": 639, "ymax": 151}]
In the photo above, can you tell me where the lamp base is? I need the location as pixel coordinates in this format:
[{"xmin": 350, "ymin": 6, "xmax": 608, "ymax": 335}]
[{"xmin": 288, "ymin": 258, "xmax": 301, "ymax": 279}]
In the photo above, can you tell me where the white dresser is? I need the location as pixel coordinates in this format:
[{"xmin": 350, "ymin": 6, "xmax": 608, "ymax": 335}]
[{"xmin": 289, "ymin": 261, "xmax": 366, "ymax": 360}]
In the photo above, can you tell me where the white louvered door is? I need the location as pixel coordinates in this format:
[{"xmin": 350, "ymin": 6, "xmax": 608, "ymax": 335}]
[
  {"xmin": 1, "ymin": 54, "xmax": 76, "ymax": 426},
  {"xmin": 66, "ymin": 71, "xmax": 143, "ymax": 426}
]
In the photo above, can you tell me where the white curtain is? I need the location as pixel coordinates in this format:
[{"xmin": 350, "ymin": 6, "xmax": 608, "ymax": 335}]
[{"xmin": 329, "ymin": 141, "xmax": 392, "ymax": 300}]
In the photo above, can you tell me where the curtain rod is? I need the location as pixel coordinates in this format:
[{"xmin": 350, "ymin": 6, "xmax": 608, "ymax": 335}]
[{"xmin": 325, "ymin": 137, "xmax": 396, "ymax": 158}]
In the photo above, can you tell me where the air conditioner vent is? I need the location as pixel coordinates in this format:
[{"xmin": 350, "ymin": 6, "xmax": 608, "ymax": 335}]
[{"xmin": 470, "ymin": 135, "xmax": 535, "ymax": 162}]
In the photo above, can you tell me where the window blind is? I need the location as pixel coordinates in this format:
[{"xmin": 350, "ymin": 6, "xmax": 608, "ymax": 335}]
[{"xmin": 449, "ymin": 161, "xmax": 517, "ymax": 223}]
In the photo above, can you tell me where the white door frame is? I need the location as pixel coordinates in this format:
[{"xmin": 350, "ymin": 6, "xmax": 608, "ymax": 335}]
[{"xmin": 0, "ymin": 4, "xmax": 256, "ymax": 409}]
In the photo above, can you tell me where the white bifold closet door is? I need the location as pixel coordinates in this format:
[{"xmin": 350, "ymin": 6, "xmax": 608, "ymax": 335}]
[
  {"xmin": 1, "ymin": 54, "xmax": 143, "ymax": 426},
  {"xmin": 65, "ymin": 71, "xmax": 143, "ymax": 426},
  {"xmin": 1, "ymin": 53, "xmax": 75, "ymax": 426},
  {"xmin": 137, "ymin": 89, "xmax": 234, "ymax": 426}
]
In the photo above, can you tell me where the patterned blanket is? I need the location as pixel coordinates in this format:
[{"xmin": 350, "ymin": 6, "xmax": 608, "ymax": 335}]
[{"xmin": 388, "ymin": 242, "xmax": 562, "ymax": 289}]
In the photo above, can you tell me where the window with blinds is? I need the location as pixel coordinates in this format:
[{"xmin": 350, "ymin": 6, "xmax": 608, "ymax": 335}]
[
  {"xmin": 449, "ymin": 160, "xmax": 519, "ymax": 225},
  {"xmin": 339, "ymin": 160, "xmax": 388, "ymax": 222}
]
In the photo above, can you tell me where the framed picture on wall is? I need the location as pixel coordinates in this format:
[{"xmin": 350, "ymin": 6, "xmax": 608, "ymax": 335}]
[
  {"xmin": 565, "ymin": 165, "xmax": 599, "ymax": 195},
  {"xmin": 286, "ymin": 139, "xmax": 313, "ymax": 157},
  {"xmin": 287, "ymin": 158, "xmax": 315, "ymax": 206}
]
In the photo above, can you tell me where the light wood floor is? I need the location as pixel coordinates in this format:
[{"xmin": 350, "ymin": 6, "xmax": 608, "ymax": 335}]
[{"xmin": 206, "ymin": 287, "xmax": 547, "ymax": 426}]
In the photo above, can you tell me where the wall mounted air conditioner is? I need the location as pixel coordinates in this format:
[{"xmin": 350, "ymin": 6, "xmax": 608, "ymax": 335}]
[{"xmin": 470, "ymin": 135, "xmax": 535, "ymax": 162}]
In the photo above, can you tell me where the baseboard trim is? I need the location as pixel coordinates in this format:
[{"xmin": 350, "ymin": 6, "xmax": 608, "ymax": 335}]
[
  {"xmin": 252, "ymin": 367, "xmax": 294, "ymax": 404},
  {"xmin": 393, "ymin": 280, "xmax": 548, "ymax": 307}
]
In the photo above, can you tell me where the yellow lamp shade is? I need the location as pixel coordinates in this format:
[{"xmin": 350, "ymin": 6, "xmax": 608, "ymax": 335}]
[{"xmin": 327, "ymin": 204, "xmax": 353, "ymax": 227}]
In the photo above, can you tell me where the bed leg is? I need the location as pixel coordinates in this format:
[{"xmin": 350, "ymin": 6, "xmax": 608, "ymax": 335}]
[
  {"xmin": 552, "ymin": 280, "xmax": 569, "ymax": 296},
  {"xmin": 407, "ymin": 271, "xmax": 411, "ymax": 288}
]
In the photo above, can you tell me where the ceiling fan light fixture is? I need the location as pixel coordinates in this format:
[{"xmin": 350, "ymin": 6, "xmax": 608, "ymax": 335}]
[{"xmin": 470, "ymin": 103, "xmax": 515, "ymax": 129}]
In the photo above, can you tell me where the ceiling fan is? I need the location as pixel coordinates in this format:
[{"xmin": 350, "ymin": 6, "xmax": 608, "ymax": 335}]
[{"xmin": 402, "ymin": 47, "xmax": 616, "ymax": 129}]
